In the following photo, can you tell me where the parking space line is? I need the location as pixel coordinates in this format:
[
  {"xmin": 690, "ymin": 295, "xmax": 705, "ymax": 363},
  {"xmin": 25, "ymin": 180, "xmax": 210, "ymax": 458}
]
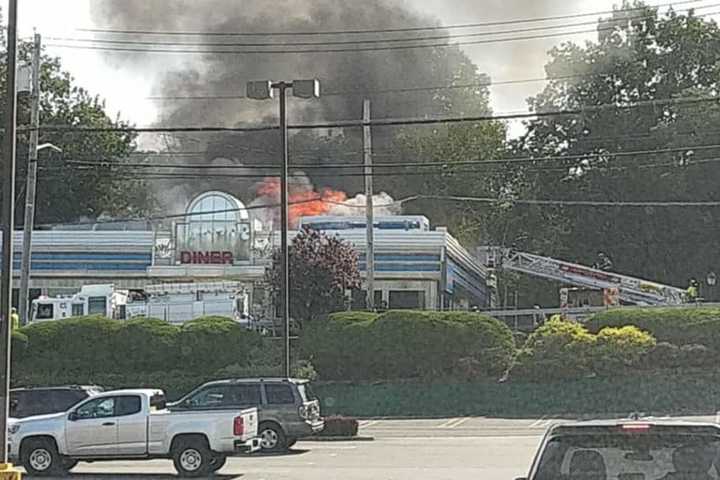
[
  {"xmin": 438, "ymin": 417, "xmax": 461, "ymax": 428},
  {"xmin": 715, "ymin": 412, "xmax": 720, "ymax": 424},
  {"xmin": 359, "ymin": 420, "xmax": 379, "ymax": 429},
  {"xmin": 448, "ymin": 417, "xmax": 469, "ymax": 428},
  {"xmin": 529, "ymin": 416, "xmax": 548, "ymax": 428}
]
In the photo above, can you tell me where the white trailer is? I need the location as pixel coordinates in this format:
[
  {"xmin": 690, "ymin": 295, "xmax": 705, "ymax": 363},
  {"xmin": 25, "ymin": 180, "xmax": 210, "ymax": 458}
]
[
  {"xmin": 30, "ymin": 284, "xmax": 116, "ymax": 322},
  {"xmin": 30, "ymin": 282, "xmax": 250, "ymax": 325}
]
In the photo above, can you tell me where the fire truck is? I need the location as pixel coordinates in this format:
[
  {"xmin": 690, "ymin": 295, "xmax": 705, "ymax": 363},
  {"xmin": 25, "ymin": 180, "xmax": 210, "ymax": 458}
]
[{"xmin": 30, "ymin": 282, "xmax": 251, "ymax": 325}]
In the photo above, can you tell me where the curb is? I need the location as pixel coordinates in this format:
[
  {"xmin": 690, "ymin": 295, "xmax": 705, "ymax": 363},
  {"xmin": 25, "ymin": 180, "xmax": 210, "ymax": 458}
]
[{"xmin": 305, "ymin": 436, "xmax": 375, "ymax": 442}]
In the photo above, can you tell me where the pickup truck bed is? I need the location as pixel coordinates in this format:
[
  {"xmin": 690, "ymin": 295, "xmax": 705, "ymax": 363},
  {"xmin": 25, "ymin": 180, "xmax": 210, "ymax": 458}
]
[{"xmin": 9, "ymin": 388, "xmax": 259, "ymax": 477}]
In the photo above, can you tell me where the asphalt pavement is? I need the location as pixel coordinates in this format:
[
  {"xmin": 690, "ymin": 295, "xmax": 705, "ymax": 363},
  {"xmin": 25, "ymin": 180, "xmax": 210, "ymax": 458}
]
[{"xmin": 30, "ymin": 415, "xmax": 719, "ymax": 480}]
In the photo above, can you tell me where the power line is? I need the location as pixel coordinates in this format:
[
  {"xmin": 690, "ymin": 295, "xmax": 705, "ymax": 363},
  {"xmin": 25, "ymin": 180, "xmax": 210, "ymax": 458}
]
[
  {"xmin": 44, "ymin": 154, "xmax": 720, "ymax": 182},
  {"xmin": 30, "ymin": 95, "xmax": 720, "ymax": 133},
  {"xmin": 146, "ymin": 74, "xmax": 585, "ymax": 101},
  {"xmin": 405, "ymin": 194, "xmax": 720, "ymax": 207},
  {"xmin": 54, "ymin": 5, "xmax": 713, "ymax": 49},
  {"xmin": 56, "ymin": 142, "xmax": 720, "ymax": 171},
  {"xmin": 76, "ymin": 0, "xmax": 700, "ymax": 37},
  {"xmin": 47, "ymin": 9, "xmax": 720, "ymax": 56},
  {"xmin": 29, "ymin": 189, "xmax": 720, "ymax": 230}
]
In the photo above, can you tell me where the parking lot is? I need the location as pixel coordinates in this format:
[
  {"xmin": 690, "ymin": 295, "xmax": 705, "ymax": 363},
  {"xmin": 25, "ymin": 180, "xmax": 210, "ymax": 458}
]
[{"xmin": 32, "ymin": 415, "xmax": 717, "ymax": 479}]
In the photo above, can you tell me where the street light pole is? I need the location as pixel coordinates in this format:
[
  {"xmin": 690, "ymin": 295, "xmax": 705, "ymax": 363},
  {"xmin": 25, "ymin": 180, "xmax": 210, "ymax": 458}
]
[
  {"xmin": 247, "ymin": 79, "xmax": 320, "ymax": 379},
  {"xmin": 0, "ymin": 0, "xmax": 19, "ymax": 466}
]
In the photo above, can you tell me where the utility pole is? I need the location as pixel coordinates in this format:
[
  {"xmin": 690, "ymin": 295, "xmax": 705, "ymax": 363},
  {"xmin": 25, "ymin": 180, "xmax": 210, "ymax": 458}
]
[
  {"xmin": 363, "ymin": 99, "xmax": 375, "ymax": 311},
  {"xmin": 19, "ymin": 33, "xmax": 41, "ymax": 326},
  {"xmin": 0, "ymin": 0, "xmax": 20, "ymax": 467},
  {"xmin": 278, "ymin": 83, "xmax": 291, "ymax": 379}
]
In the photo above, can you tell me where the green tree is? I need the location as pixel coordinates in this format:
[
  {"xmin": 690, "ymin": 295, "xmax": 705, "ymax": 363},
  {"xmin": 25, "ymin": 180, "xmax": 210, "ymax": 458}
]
[
  {"xmin": 500, "ymin": 2, "xmax": 720, "ymax": 294},
  {"xmin": 267, "ymin": 227, "xmax": 361, "ymax": 325},
  {"xmin": 0, "ymin": 32, "xmax": 154, "ymax": 226}
]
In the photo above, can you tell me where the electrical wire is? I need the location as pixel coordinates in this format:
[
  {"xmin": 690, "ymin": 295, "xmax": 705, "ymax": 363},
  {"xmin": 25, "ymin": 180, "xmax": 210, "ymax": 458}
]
[
  {"xmin": 56, "ymin": 142, "xmax": 720, "ymax": 171},
  {"xmin": 146, "ymin": 74, "xmax": 585, "ymax": 101},
  {"xmin": 29, "ymin": 95, "xmax": 720, "ymax": 133},
  {"xmin": 53, "ymin": 5, "xmax": 716, "ymax": 49},
  {"xmin": 47, "ymin": 10, "xmax": 720, "ymax": 56},
  {"xmin": 29, "ymin": 189, "xmax": 720, "ymax": 230},
  {"xmin": 76, "ymin": 0, "xmax": 701, "ymax": 37}
]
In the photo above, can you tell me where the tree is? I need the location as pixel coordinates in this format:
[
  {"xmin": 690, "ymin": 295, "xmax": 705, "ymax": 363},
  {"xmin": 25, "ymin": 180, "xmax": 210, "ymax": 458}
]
[
  {"xmin": 267, "ymin": 228, "xmax": 361, "ymax": 325},
  {"xmin": 0, "ymin": 30, "xmax": 155, "ymax": 226},
  {"xmin": 490, "ymin": 2, "xmax": 720, "ymax": 301}
]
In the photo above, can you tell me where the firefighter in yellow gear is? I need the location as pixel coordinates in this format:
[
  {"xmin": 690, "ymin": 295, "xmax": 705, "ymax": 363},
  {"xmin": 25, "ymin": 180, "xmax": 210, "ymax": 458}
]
[{"xmin": 687, "ymin": 279, "xmax": 700, "ymax": 303}]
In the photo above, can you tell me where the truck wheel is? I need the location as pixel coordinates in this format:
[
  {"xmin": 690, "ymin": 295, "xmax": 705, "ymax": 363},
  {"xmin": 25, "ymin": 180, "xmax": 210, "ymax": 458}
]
[
  {"xmin": 259, "ymin": 422, "xmax": 287, "ymax": 452},
  {"xmin": 21, "ymin": 438, "xmax": 64, "ymax": 476},
  {"xmin": 172, "ymin": 438, "xmax": 213, "ymax": 477},
  {"xmin": 210, "ymin": 454, "xmax": 227, "ymax": 472}
]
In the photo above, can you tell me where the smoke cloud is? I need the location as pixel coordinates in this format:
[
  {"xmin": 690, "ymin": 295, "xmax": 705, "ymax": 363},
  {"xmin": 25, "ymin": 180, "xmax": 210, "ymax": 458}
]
[{"xmin": 89, "ymin": 0, "xmax": 497, "ymax": 214}]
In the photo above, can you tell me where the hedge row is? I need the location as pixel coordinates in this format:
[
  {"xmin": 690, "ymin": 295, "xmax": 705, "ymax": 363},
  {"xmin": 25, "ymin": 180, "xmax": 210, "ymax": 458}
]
[
  {"xmin": 13, "ymin": 315, "xmax": 263, "ymax": 378},
  {"xmin": 301, "ymin": 310, "xmax": 515, "ymax": 381},
  {"xmin": 586, "ymin": 307, "xmax": 720, "ymax": 349}
]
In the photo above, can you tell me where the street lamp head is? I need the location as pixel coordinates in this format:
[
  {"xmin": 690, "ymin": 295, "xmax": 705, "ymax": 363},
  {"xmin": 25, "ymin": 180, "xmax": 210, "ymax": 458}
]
[
  {"xmin": 292, "ymin": 79, "xmax": 321, "ymax": 99},
  {"xmin": 246, "ymin": 81, "xmax": 274, "ymax": 100}
]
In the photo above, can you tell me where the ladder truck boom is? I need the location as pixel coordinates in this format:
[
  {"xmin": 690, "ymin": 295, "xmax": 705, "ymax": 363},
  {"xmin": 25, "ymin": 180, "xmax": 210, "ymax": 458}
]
[{"xmin": 498, "ymin": 250, "xmax": 686, "ymax": 306}]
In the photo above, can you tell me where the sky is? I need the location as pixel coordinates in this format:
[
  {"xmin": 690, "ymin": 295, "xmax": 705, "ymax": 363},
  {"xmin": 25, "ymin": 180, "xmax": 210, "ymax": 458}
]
[{"xmin": 16, "ymin": 0, "xmax": 718, "ymax": 137}]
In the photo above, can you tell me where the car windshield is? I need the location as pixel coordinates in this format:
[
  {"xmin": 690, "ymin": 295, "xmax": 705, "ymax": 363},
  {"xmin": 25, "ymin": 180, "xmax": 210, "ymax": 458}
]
[{"xmin": 536, "ymin": 433, "xmax": 720, "ymax": 480}]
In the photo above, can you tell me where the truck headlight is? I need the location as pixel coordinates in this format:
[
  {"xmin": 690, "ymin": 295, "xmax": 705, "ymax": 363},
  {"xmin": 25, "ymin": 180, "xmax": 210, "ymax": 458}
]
[{"xmin": 8, "ymin": 424, "xmax": 20, "ymax": 435}]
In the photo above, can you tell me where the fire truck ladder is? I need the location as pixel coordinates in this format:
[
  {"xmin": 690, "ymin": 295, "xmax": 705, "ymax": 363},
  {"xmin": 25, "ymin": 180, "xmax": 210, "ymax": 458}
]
[{"xmin": 498, "ymin": 250, "xmax": 687, "ymax": 306}]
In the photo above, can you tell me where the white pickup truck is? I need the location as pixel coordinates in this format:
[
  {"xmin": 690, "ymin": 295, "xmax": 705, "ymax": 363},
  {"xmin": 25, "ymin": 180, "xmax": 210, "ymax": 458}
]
[{"xmin": 8, "ymin": 388, "xmax": 260, "ymax": 477}]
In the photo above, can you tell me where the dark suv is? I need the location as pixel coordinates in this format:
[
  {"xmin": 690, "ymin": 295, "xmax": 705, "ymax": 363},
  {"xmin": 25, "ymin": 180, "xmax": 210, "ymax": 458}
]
[
  {"xmin": 170, "ymin": 378, "xmax": 324, "ymax": 452},
  {"xmin": 10, "ymin": 385, "xmax": 104, "ymax": 419}
]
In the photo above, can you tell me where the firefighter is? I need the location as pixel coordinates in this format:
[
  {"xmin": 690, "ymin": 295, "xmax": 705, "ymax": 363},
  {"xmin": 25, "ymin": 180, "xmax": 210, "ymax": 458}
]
[
  {"xmin": 10, "ymin": 308, "xmax": 19, "ymax": 331},
  {"xmin": 594, "ymin": 251, "xmax": 614, "ymax": 272},
  {"xmin": 687, "ymin": 278, "xmax": 700, "ymax": 303}
]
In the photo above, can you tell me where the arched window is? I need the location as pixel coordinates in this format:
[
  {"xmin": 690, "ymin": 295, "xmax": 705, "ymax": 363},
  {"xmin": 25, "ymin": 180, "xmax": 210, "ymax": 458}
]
[{"xmin": 184, "ymin": 192, "xmax": 248, "ymax": 251}]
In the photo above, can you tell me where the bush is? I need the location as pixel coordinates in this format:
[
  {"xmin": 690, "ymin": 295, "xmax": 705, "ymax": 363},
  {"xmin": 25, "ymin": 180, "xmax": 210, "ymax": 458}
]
[
  {"xmin": 642, "ymin": 342, "xmax": 680, "ymax": 369},
  {"xmin": 511, "ymin": 318, "xmax": 596, "ymax": 381},
  {"xmin": 592, "ymin": 326, "xmax": 656, "ymax": 375},
  {"xmin": 113, "ymin": 318, "xmax": 180, "ymax": 372},
  {"xmin": 178, "ymin": 316, "xmax": 263, "ymax": 374},
  {"xmin": 677, "ymin": 344, "xmax": 715, "ymax": 368},
  {"xmin": 586, "ymin": 307, "xmax": 720, "ymax": 350},
  {"xmin": 17, "ymin": 316, "xmax": 122, "ymax": 376},
  {"xmin": 318, "ymin": 416, "xmax": 359, "ymax": 437},
  {"xmin": 303, "ymin": 310, "xmax": 515, "ymax": 381}
]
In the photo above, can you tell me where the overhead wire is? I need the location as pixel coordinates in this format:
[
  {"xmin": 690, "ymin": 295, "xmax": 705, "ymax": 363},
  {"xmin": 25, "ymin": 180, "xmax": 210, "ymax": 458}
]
[
  {"xmin": 47, "ymin": 9, "xmax": 720, "ymax": 56},
  {"xmin": 29, "ymin": 95, "xmax": 720, "ymax": 133},
  {"xmin": 55, "ymin": 142, "xmax": 720, "ymax": 171},
  {"xmin": 76, "ymin": 0, "xmax": 701, "ymax": 37},
  {"xmin": 51, "ymin": 4, "xmax": 719, "ymax": 49}
]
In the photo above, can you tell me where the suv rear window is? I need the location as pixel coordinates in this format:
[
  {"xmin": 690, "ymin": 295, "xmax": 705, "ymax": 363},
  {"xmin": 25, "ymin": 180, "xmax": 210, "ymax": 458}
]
[
  {"xmin": 535, "ymin": 433, "xmax": 720, "ymax": 480},
  {"xmin": 265, "ymin": 384, "xmax": 295, "ymax": 405}
]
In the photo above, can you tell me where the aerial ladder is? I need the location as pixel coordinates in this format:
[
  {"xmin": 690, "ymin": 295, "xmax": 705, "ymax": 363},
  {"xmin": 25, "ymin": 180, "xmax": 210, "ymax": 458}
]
[{"xmin": 488, "ymin": 249, "xmax": 687, "ymax": 306}]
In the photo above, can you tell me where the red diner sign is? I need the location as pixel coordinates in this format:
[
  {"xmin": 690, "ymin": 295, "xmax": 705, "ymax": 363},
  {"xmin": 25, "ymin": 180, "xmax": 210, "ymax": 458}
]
[{"xmin": 180, "ymin": 251, "xmax": 234, "ymax": 265}]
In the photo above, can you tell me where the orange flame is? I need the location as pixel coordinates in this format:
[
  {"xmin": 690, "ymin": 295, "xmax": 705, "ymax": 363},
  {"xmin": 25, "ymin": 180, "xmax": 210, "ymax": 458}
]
[{"xmin": 255, "ymin": 177, "xmax": 348, "ymax": 227}]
